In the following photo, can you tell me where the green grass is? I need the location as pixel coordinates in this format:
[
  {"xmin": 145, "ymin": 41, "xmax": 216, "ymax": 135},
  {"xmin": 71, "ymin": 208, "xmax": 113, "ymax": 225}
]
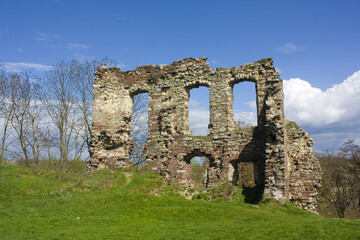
[{"xmin": 1, "ymin": 164, "xmax": 359, "ymax": 240}]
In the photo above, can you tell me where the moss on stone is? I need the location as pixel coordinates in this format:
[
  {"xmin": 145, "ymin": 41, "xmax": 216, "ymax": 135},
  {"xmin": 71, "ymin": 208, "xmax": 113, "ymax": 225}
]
[
  {"xmin": 233, "ymin": 126, "xmax": 255, "ymax": 135},
  {"xmin": 184, "ymin": 135, "xmax": 213, "ymax": 140},
  {"xmin": 286, "ymin": 120, "xmax": 301, "ymax": 131}
]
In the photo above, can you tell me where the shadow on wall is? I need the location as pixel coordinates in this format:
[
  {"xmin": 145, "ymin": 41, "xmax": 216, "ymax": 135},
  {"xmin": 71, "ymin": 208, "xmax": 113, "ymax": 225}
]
[{"xmin": 229, "ymin": 126, "xmax": 266, "ymax": 204}]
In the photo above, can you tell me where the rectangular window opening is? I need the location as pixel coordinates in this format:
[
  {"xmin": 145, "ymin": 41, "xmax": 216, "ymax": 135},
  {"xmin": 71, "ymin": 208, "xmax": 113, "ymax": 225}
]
[
  {"xmin": 130, "ymin": 92, "xmax": 149, "ymax": 165},
  {"xmin": 188, "ymin": 86, "xmax": 210, "ymax": 136},
  {"xmin": 232, "ymin": 82, "xmax": 257, "ymax": 129}
]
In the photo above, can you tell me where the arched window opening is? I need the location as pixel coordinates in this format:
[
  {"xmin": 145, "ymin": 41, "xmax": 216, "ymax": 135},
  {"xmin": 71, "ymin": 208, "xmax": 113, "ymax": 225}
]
[
  {"xmin": 232, "ymin": 81, "xmax": 257, "ymax": 129},
  {"xmin": 190, "ymin": 156, "xmax": 210, "ymax": 187},
  {"xmin": 130, "ymin": 92, "xmax": 149, "ymax": 165},
  {"xmin": 183, "ymin": 150, "xmax": 214, "ymax": 188},
  {"xmin": 188, "ymin": 86, "xmax": 210, "ymax": 135}
]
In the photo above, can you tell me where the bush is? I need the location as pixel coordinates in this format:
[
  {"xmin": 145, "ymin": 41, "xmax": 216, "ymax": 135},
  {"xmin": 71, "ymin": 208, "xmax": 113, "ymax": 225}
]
[{"xmin": 192, "ymin": 183, "xmax": 245, "ymax": 203}]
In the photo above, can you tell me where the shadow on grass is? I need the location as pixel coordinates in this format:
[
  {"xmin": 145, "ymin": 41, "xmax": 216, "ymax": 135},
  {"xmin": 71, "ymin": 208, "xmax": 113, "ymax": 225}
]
[{"xmin": 242, "ymin": 184, "xmax": 264, "ymax": 204}]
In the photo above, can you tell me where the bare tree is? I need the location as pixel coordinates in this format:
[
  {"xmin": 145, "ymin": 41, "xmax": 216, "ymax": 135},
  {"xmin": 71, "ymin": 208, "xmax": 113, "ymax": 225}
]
[
  {"xmin": 9, "ymin": 72, "xmax": 43, "ymax": 165},
  {"xmin": 340, "ymin": 139, "xmax": 360, "ymax": 215},
  {"xmin": 320, "ymin": 140, "xmax": 360, "ymax": 218},
  {"xmin": 321, "ymin": 157, "xmax": 353, "ymax": 218},
  {"xmin": 0, "ymin": 64, "xmax": 15, "ymax": 163},
  {"xmin": 44, "ymin": 60, "xmax": 86, "ymax": 162},
  {"xmin": 25, "ymin": 86, "xmax": 44, "ymax": 165},
  {"xmin": 43, "ymin": 58, "xmax": 119, "ymax": 162},
  {"xmin": 234, "ymin": 120, "xmax": 253, "ymax": 129},
  {"xmin": 40, "ymin": 127, "xmax": 57, "ymax": 161}
]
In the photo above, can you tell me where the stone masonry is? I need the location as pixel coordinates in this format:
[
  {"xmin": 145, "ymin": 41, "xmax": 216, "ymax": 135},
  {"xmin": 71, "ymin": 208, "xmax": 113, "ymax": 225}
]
[{"xmin": 89, "ymin": 57, "xmax": 321, "ymax": 211}]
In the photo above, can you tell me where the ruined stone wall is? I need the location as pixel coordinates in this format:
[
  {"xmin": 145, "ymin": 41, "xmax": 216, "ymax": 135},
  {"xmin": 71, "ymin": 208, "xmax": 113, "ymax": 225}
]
[
  {"xmin": 286, "ymin": 121, "xmax": 321, "ymax": 211},
  {"xmin": 89, "ymin": 57, "xmax": 321, "ymax": 211}
]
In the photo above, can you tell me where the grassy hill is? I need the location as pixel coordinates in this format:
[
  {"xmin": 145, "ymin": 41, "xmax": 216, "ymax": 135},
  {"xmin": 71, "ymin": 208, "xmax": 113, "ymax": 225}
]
[{"xmin": 1, "ymin": 164, "xmax": 359, "ymax": 240}]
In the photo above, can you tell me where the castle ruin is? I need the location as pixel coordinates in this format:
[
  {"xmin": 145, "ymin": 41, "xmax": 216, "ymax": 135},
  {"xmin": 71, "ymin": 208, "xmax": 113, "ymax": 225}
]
[{"xmin": 89, "ymin": 57, "xmax": 321, "ymax": 211}]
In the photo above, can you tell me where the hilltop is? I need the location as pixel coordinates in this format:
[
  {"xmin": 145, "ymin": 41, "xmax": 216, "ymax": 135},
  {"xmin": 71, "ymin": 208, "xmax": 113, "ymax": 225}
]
[{"xmin": 1, "ymin": 164, "xmax": 359, "ymax": 239}]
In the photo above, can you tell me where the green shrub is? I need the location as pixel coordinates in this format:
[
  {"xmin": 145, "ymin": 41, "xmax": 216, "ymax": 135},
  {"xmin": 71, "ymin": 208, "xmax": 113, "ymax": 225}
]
[{"xmin": 192, "ymin": 183, "xmax": 245, "ymax": 203}]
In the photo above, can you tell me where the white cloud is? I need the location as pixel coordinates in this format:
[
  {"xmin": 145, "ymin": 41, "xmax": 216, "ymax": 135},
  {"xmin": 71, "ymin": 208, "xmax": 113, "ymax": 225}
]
[
  {"xmin": 3, "ymin": 62, "xmax": 53, "ymax": 72},
  {"xmin": 73, "ymin": 53, "xmax": 94, "ymax": 61},
  {"xmin": 189, "ymin": 99, "xmax": 200, "ymax": 106},
  {"xmin": 189, "ymin": 108, "xmax": 209, "ymax": 135},
  {"xmin": 210, "ymin": 58, "xmax": 217, "ymax": 65},
  {"xmin": 245, "ymin": 101, "xmax": 256, "ymax": 110},
  {"xmin": 35, "ymin": 32, "xmax": 89, "ymax": 51},
  {"xmin": 67, "ymin": 44, "xmax": 89, "ymax": 50},
  {"xmin": 116, "ymin": 63, "xmax": 127, "ymax": 69},
  {"xmin": 283, "ymin": 70, "xmax": 360, "ymax": 150},
  {"xmin": 277, "ymin": 43, "xmax": 303, "ymax": 55},
  {"xmin": 284, "ymin": 71, "xmax": 360, "ymax": 127},
  {"xmin": 17, "ymin": 48, "xmax": 23, "ymax": 53},
  {"xmin": 35, "ymin": 32, "xmax": 61, "ymax": 42},
  {"xmin": 234, "ymin": 111, "xmax": 257, "ymax": 126}
]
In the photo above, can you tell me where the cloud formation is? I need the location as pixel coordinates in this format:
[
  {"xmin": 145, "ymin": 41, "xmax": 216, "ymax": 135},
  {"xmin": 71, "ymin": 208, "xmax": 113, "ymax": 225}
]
[
  {"xmin": 3, "ymin": 62, "xmax": 53, "ymax": 72},
  {"xmin": 283, "ymin": 70, "xmax": 360, "ymax": 150},
  {"xmin": 189, "ymin": 99, "xmax": 200, "ymax": 106},
  {"xmin": 67, "ymin": 44, "xmax": 89, "ymax": 50},
  {"xmin": 34, "ymin": 32, "xmax": 89, "ymax": 50},
  {"xmin": 245, "ymin": 101, "xmax": 256, "ymax": 110},
  {"xmin": 35, "ymin": 32, "xmax": 61, "ymax": 42},
  {"xmin": 277, "ymin": 43, "xmax": 303, "ymax": 55},
  {"xmin": 189, "ymin": 108, "xmax": 209, "ymax": 135},
  {"xmin": 284, "ymin": 71, "xmax": 360, "ymax": 127}
]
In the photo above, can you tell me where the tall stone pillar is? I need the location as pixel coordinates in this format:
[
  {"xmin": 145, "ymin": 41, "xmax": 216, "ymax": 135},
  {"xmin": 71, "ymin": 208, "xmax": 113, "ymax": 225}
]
[
  {"xmin": 209, "ymin": 77, "xmax": 234, "ymax": 135},
  {"xmin": 256, "ymin": 60, "xmax": 288, "ymax": 201},
  {"xmin": 89, "ymin": 67, "xmax": 133, "ymax": 170}
]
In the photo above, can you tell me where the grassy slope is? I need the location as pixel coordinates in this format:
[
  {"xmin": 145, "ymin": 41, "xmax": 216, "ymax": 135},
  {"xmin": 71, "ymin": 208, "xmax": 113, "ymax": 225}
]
[{"xmin": 0, "ymin": 165, "xmax": 359, "ymax": 240}]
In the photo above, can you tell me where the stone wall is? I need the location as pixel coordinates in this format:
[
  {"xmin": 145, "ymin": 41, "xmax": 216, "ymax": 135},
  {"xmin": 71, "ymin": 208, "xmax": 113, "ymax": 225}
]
[
  {"xmin": 286, "ymin": 121, "xmax": 321, "ymax": 211},
  {"xmin": 89, "ymin": 57, "xmax": 321, "ymax": 211}
]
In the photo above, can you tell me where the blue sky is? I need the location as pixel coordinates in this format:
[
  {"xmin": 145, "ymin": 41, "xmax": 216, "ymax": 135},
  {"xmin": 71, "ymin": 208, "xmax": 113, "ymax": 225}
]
[{"xmin": 1, "ymin": 0, "xmax": 360, "ymax": 151}]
